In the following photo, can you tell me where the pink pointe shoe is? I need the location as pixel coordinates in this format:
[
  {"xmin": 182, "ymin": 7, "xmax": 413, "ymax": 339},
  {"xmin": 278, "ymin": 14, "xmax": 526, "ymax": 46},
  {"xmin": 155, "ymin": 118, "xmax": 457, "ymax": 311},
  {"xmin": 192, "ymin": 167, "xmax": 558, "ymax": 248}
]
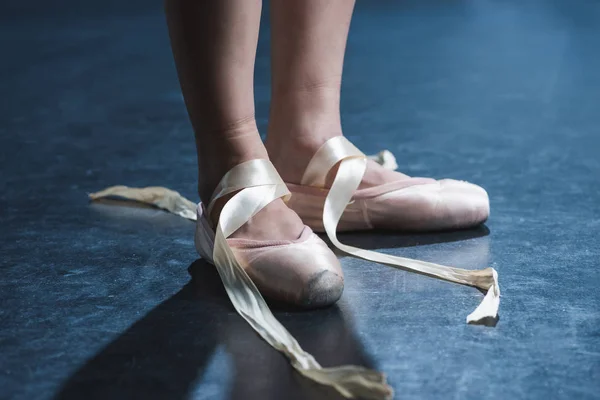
[
  {"xmin": 192, "ymin": 158, "xmax": 393, "ymax": 399},
  {"xmin": 286, "ymin": 138, "xmax": 489, "ymax": 232},
  {"xmin": 194, "ymin": 159, "xmax": 343, "ymax": 308},
  {"xmin": 283, "ymin": 136, "xmax": 500, "ymax": 324}
]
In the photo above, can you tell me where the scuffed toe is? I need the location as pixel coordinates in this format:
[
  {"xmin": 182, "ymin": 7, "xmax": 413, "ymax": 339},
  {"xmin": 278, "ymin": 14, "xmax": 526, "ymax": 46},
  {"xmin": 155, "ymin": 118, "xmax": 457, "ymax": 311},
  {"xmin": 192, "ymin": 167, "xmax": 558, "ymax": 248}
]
[
  {"xmin": 229, "ymin": 228, "xmax": 344, "ymax": 308},
  {"xmin": 302, "ymin": 270, "xmax": 344, "ymax": 308}
]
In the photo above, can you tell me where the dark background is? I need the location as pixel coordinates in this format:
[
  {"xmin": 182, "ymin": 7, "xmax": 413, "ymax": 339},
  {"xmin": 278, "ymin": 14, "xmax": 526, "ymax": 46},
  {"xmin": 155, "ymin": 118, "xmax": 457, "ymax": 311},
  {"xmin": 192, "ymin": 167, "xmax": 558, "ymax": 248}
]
[{"xmin": 1, "ymin": 0, "xmax": 599, "ymax": 399}]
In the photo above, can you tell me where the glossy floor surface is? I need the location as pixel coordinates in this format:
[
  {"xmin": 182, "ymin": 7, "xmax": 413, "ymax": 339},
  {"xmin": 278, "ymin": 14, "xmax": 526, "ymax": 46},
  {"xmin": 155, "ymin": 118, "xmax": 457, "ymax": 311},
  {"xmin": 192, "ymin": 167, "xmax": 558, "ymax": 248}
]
[{"xmin": 1, "ymin": 0, "xmax": 599, "ymax": 399}]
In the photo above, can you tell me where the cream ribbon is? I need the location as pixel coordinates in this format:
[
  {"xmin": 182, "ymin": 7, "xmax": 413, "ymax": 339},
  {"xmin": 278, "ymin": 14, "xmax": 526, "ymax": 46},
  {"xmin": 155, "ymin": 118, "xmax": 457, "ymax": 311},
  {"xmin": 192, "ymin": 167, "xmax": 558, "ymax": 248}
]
[
  {"xmin": 88, "ymin": 146, "xmax": 498, "ymax": 397},
  {"xmin": 207, "ymin": 160, "xmax": 393, "ymax": 399},
  {"xmin": 301, "ymin": 137, "xmax": 500, "ymax": 324}
]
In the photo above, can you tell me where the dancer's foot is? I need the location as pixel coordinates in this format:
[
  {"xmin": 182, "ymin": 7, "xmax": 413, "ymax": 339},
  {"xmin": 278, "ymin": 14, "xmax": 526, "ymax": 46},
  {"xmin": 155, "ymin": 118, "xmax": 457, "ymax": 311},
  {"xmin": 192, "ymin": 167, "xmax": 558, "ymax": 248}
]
[
  {"xmin": 196, "ymin": 122, "xmax": 343, "ymax": 307},
  {"xmin": 266, "ymin": 130, "xmax": 489, "ymax": 232}
]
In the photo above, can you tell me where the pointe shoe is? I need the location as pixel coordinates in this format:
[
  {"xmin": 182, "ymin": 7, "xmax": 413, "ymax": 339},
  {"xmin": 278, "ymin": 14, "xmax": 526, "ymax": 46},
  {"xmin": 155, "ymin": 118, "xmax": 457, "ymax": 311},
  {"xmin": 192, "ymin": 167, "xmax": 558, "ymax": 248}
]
[
  {"xmin": 280, "ymin": 136, "xmax": 500, "ymax": 324},
  {"xmin": 192, "ymin": 158, "xmax": 393, "ymax": 398},
  {"xmin": 286, "ymin": 140, "xmax": 489, "ymax": 232},
  {"xmin": 194, "ymin": 159, "xmax": 343, "ymax": 308}
]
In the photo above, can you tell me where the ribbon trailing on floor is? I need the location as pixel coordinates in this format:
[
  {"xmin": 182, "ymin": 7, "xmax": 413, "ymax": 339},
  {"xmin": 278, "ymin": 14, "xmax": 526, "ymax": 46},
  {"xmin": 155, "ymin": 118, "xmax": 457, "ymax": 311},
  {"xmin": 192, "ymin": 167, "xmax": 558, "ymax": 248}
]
[
  {"xmin": 299, "ymin": 137, "xmax": 500, "ymax": 324},
  {"xmin": 89, "ymin": 147, "xmax": 499, "ymax": 399},
  {"xmin": 204, "ymin": 160, "xmax": 392, "ymax": 398}
]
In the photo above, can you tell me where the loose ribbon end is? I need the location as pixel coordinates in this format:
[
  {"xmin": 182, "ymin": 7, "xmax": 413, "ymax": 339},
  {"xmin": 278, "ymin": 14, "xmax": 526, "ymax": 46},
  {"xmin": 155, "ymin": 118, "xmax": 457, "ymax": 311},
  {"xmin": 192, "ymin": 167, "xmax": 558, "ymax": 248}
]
[
  {"xmin": 466, "ymin": 268, "xmax": 500, "ymax": 325},
  {"xmin": 299, "ymin": 365, "xmax": 394, "ymax": 400}
]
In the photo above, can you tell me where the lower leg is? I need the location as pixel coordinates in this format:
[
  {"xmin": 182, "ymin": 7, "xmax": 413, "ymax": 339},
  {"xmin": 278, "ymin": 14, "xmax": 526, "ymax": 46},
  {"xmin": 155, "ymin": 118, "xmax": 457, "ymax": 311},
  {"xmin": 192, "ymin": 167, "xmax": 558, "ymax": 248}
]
[
  {"xmin": 165, "ymin": 0, "xmax": 303, "ymax": 239},
  {"xmin": 266, "ymin": 0, "xmax": 408, "ymax": 188},
  {"xmin": 165, "ymin": 0, "xmax": 266, "ymax": 201},
  {"xmin": 265, "ymin": 0, "xmax": 351, "ymax": 180}
]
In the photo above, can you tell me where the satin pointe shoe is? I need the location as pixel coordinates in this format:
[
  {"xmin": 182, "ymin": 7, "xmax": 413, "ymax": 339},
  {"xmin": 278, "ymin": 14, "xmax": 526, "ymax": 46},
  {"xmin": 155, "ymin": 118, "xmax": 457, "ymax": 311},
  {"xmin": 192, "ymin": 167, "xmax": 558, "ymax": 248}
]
[
  {"xmin": 194, "ymin": 159, "xmax": 343, "ymax": 308},
  {"xmin": 192, "ymin": 158, "xmax": 393, "ymax": 399},
  {"xmin": 284, "ymin": 136, "xmax": 500, "ymax": 324},
  {"xmin": 286, "ymin": 141, "xmax": 489, "ymax": 233}
]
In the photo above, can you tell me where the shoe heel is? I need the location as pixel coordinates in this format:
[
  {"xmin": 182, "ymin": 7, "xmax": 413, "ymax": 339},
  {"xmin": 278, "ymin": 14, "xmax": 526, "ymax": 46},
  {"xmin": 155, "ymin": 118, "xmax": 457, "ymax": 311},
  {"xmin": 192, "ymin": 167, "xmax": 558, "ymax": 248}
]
[{"xmin": 194, "ymin": 203, "xmax": 215, "ymax": 264}]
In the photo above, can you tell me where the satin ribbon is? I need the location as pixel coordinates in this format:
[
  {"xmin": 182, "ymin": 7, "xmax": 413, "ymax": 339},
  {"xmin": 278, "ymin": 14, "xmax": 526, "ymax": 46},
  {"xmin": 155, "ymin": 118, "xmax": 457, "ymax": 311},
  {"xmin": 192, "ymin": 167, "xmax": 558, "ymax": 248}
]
[
  {"xmin": 301, "ymin": 137, "xmax": 500, "ymax": 324},
  {"xmin": 207, "ymin": 160, "xmax": 393, "ymax": 399}
]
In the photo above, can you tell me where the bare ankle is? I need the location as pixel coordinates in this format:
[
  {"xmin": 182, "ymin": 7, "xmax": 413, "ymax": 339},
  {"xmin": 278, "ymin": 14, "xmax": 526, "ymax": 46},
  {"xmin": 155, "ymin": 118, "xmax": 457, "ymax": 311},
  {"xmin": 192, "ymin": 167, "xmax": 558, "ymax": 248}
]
[
  {"xmin": 196, "ymin": 118, "xmax": 268, "ymax": 202},
  {"xmin": 266, "ymin": 117, "xmax": 342, "ymax": 184},
  {"xmin": 265, "ymin": 83, "xmax": 346, "ymax": 183},
  {"xmin": 265, "ymin": 130, "xmax": 343, "ymax": 185}
]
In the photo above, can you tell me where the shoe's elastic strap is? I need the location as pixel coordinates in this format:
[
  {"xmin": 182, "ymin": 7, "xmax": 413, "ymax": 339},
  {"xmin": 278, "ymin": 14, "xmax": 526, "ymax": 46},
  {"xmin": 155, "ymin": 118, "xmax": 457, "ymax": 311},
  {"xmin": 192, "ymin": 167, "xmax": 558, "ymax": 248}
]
[
  {"xmin": 208, "ymin": 159, "xmax": 393, "ymax": 399},
  {"xmin": 301, "ymin": 137, "xmax": 500, "ymax": 324}
]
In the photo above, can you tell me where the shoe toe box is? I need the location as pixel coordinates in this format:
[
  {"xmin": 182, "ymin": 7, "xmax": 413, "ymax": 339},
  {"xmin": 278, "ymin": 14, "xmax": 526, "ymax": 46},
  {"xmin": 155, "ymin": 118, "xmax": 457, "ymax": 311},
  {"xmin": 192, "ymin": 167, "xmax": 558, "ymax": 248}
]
[
  {"xmin": 231, "ymin": 232, "xmax": 344, "ymax": 308},
  {"xmin": 368, "ymin": 179, "xmax": 489, "ymax": 231}
]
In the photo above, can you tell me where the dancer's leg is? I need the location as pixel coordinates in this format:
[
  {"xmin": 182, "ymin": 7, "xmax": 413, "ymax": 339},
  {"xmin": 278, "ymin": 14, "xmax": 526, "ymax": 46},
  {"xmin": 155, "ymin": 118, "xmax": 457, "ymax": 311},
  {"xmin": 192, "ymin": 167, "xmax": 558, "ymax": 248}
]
[
  {"xmin": 266, "ymin": 0, "xmax": 410, "ymax": 188},
  {"xmin": 165, "ymin": 0, "xmax": 304, "ymax": 240}
]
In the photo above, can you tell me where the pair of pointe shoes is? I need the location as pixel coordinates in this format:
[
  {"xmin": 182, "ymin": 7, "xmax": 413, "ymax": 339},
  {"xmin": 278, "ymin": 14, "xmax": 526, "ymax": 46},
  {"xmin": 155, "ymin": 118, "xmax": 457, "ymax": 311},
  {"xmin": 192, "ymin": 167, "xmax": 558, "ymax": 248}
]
[
  {"xmin": 195, "ymin": 136, "xmax": 490, "ymax": 309},
  {"xmin": 195, "ymin": 136, "xmax": 489, "ymax": 308}
]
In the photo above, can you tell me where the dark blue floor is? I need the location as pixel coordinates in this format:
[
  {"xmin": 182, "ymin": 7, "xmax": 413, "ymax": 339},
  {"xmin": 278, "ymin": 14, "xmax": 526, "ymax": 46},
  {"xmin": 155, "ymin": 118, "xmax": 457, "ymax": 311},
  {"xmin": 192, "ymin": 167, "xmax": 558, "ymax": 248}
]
[{"xmin": 1, "ymin": 1, "xmax": 599, "ymax": 399}]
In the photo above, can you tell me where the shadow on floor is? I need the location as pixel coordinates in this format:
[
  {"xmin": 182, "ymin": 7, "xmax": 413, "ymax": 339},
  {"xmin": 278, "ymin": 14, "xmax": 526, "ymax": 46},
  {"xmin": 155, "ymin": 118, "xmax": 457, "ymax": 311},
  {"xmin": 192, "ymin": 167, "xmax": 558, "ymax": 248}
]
[
  {"xmin": 53, "ymin": 259, "xmax": 378, "ymax": 400},
  {"xmin": 332, "ymin": 224, "xmax": 490, "ymax": 250}
]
